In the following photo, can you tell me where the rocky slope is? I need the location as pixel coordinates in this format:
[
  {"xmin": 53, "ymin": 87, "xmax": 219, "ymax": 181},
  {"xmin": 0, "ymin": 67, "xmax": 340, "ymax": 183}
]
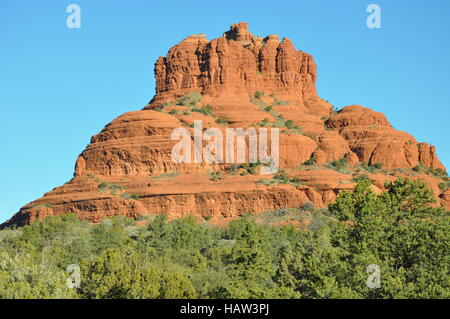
[{"xmin": 2, "ymin": 22, "xmax": 448, "ymax": 228}]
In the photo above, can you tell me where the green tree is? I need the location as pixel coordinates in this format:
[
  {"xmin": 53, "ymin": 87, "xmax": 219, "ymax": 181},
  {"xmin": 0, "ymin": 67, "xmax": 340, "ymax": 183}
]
[{"xmin": 79, "ymin": 246, "xmax": 161, "ymax": 299}]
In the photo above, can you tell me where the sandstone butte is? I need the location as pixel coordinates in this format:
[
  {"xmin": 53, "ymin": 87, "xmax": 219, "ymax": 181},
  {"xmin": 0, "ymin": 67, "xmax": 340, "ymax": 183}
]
[{"xmin": 2, "ymin": 22, "xmax": 449, "ymax": 229}]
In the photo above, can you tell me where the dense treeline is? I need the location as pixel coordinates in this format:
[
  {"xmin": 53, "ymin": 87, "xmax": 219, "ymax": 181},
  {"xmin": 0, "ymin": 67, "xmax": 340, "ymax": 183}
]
[{"xmin": 0, "ymin": 179, "xmax": 448, "ymax": 299}]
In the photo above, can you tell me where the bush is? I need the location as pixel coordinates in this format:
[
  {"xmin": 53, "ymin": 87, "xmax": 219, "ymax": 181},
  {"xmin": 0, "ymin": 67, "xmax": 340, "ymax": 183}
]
[
  {"xmin": 353, "ymin": 174, "xmax": 371, "ymax": 183},
  {"xmin": 270, "ymin": 208, "xmax": 291, "ymax": 217},
  {"xmin": 274, "ymin": 99, "xmax": 289, "ymax": 106},
  {"xmin": 227, "ymin": 164, "xmax": 240, "ymax": 175},
  {"xmin": 176, "ymin": 92, "xmax": 202, "ymax": 106},
  {"xmin": 227, "ymin": 163, "xmax": 261, "ymax": 175},
  {"xmin": 216, "ymin": 117, "xmax": 229, "ymax": 125},
  {"xmin": 208, "ymin": 171, "xmax": 222, "ymax": 181},
  {"xmin": 303, "ymin": 155, "xmax": 315, "ymax": 166},
  {"xmin": 330, "ymin": 158, "xmax": 348, "ymax": 170},
  {"xmin": 258, "ymin": 170, "xmax": 303, "ymax": 186},
  {"xmin": 250, "ymin": 98, "xmax": 267, "ymax": 108},
  {"xmin": 300, "ymin": 201, "xmax": 315, "ymax": 211},
  {"xmin": 98, "ymin": 182, "xmax": 124, "ymax": 195},
  {"xmin": 360, "ymin": 162, "xmax": 375, "ymax": 173},
  {"xmin": 121, "ymin": 193, "xmax": 140, "ymax": 200},
  {"xmin": 192, "ymin": 105, "xmax": 214, "ymax": 116},
  {"xmin": 254, "ymin": 91, "xmax": 264, "ymax": 99},
  {"xmin": 412, "ymin": 164, "xmax": 448, "ymax": 178},
  {"xmin": 256, "ymin": 117, "xmax": 270, "ymax": 127},
  {"xmin": 256, "ymin": 178, "xmax": 278, "ymax": 186},
  {"xmin": 273, "ymin": 171, "xmax": 290, "ymax": 183},
  {"xmin": 285, "ymin": 120, "xmax": 297, "ymax": 130},
  {"xmin": 434, "ymin": 168, "xmax": 448, "ymax": 178}
]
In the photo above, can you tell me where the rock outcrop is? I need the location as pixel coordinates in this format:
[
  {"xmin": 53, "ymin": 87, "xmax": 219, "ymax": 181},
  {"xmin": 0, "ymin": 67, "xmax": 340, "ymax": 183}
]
[
  {"xmin": 1, "ymin": 23, "xmax": 447, "ymax": 228},
  {"xmin": 148, "ymin": 22, "xmax": 331, "ymax": 117},
  {"xmin": 326, "ymin": 105, "xmax": 445, "ymax": 170}
]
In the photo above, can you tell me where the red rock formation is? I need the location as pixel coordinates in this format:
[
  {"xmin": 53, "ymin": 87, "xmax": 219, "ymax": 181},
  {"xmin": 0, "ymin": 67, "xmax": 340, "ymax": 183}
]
[
  {"xmin": 148, "ymin": 22, "xmax": 330, "ymax": 116},
  {"xmin": 326, "ymin": 105, "xmax": 445, "ymax": 170},
  {"xmin": 1, "ymin": 23, "xmax": 447, "ymax": 228}
]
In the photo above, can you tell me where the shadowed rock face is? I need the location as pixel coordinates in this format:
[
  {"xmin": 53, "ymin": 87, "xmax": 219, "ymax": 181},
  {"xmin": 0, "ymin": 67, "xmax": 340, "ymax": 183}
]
[{"xmin": 1, "ymin": 23, "xmax": 447, "ymax": 228}]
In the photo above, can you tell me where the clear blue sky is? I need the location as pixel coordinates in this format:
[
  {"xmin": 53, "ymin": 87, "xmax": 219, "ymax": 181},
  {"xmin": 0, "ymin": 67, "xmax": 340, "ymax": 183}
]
[{"xmin": 1, "ymin": 0, "xmax": 449, "ymax": 223}]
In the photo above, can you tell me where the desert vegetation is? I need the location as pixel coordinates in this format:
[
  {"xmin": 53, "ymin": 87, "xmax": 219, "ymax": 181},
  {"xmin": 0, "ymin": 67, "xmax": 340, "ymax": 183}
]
[{"xmin": 0, "ymin": 178, "xmax": 448, "ymax": 299}]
